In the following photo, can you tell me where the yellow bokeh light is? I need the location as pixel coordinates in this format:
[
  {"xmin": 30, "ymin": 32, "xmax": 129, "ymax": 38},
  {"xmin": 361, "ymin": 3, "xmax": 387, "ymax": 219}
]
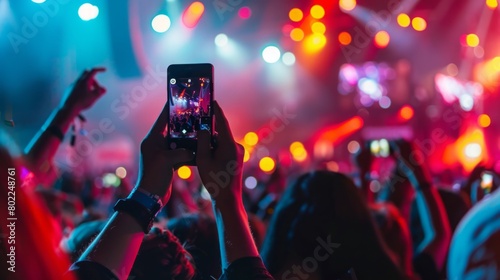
[
  {"xmin": 338, "ymin": 31, "xmax": 352, "ymax": 45},
  {"xmin": 289, "ymin": 8, "xmax": 303, "ymax": 22},
  {"xmin": 339, "ymin": 0, "xmax": 356, "ymax": 11},
  {"xmin": 311, "ymin": 22, "xmax": 326, "ymax": 34},
  {"xmin": 412, "ymin": 17, "xmax": 427, "ymax": 31},
  {"xmin": 478, "ymin": 114, "xmax": 491, "ymax": 128},
  {"xmin": 244, "ymin": 132, "xmax": 259, "ymax": 146},
  {"xmin": 259, "ymin": 157, "xmax": 276, "ymax": 172},
  {"xmin": 374, "ymin": 31, "xmax": 390, "ymax": 48},
  {"xmin": 290, "ymin": 28, "xmax": 305, "ymax": 41},
  {"xmin": 397, "ymin": 13, "xmax": 410, "ymax": 27},
  {"xmin": 486, "ymin": 0, "xmax": 498, "ymax": 9},
  {"xmin": 310, "ymin": 5, "xmax": 325, "ymax": 19},
  {"xmin": 243, "ymin": 148, "xmax": 250, "ymax": 162},
  {"xmin": 292, "ymin": 148, "xmax": 308, "ymax": 162},
  {"xmin": 303, "ymin": 33, "xmax": 327, "ymax": 53},
  {"xmin": 466, "ymin": 34, "xmax": 480, "ymax": 47},
  {"xmin": 177, "ymin": 166, "xmax": 192, "ymax": 180},
  {"xmin": 290, "ymin": 141, "xmax": 304, "ymax": 153}
]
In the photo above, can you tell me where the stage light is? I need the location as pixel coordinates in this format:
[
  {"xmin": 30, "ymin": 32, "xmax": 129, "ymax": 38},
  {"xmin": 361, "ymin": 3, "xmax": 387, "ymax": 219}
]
[
  {"xmin": 412, "ymin": 17, "xmax": 427, "ymax": 31},
  {"xmin": 290, "ymin": 28, "xmax": 304, "ymax": 41},
  {"xmin": 215, "ymin": 33, "xmax": 228, "ymax": 47},
  {"xmin": 338, "ymin": 32, "xmax": 352, "ymax": 45},
  {"xmin": 262, "ymin": 46, "xmax": 281, "ymax": 63},
  {"xmin": 304, "ymin": 33, "xmax": 327, "ymax": 53},
  {"xmin": 78, "ymin": 3, "xmax": 99, "ymax": 21},
  {"xmin": 379, "ymin": 96, "xmax": 391, "ymax": 108},
  {"xmin": 465, "ymin": 143, "xmax": 482, "ymax": 159},
  {"xmin": 326, "ymin": 161, "xmax": 340, "ymax": 172},
  {"xmin": 358, "ymin": 78, "xmax": 382, "ymax": 99},
  {"xmin": 374, "ymin": 31, "xmax": 390, "ymax": 48},
  {"xmin": 478, "ymin": 114, "xmax": 491, "ymax": 128},
  {"xmin": 282, "ymin": 52, "xmax": 296, "ymax": 66},
  {"xmin": 152, "ymin": 14, "xmax": 171, "ymax": 33},
  {"xmin": 339, "ymin": 0, "xmax": 356, "ymax": 12},
  {"xmin": 244, "ymin": 176, "xmax": 258, "ymax": 189},
  {"xmin": 177, "ymin": 166, "xmax": 192, "ymax": 179},
  {"xmin": 259, "ymin": 157, "xmax": 276, "ymax": 172},
  {"xmin": 466, "ymin": 34, "xmax": 480, "ymax": 47},
  {"xmin": 244, "ymin": 132, "xmax": 259, "ymax": 146},
  {"xmin": 486, "ymin": 0, "xmax": 498, "ymax": 9},
  {"xmin": 182, "ymin": 1, "xmax": 204, "ymax": 28},
  {"xmin": 103, "ymin": 173, "xmax": 121, "ymax": 188},
  {"xmin": 347, "ymin": 140, "xmax": 360, "ymax": 154},
  {"xmin": 311, "ymin": 22, "xmax": 326, "ymax": 34},
  {"xmin": 289, "ymin": 8, "xmax": 303, "ymax": 22},
  {"xmin": 238, "ymin": 6, "xmax": 252, "ymax": 19},
  {"xmin": 399, "ymin": 105, "xmax": 414, "ymax": 120},
  {"xmin": 290, "ymin": 141, "xmax": 304, "ymax": 154},
  {"xmin": 314, "ymin": 140, "xmax": 334, "ymax": 159},
  {"xmin": 310, "ymin": 5, "xmax": 325, "ymax": 19},
  {"xmin": 397, "ymin": 13, "xmax": 410, "ymax": 27},
  {"xmin": 243, "ymin": 148, "xmax": 250, "ymax": 162},
  {"xmin": 459, "ymin": 94, "xmax": 474, "ymax": 111},
  {"xmin": 115, "ymin": 167, "xmax": 127, "ymax": 179},
  {"xmin": 32, "ymin": 0, "xmax": 46, "ymax": 3}
]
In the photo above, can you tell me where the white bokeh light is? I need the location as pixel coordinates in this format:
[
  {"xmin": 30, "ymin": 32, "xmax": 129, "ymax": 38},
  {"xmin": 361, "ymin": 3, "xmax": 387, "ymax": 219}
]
[
  {"xmin": 215, "ymin": 34, "xmax": 229, "ymax": 47},
  {"xmin": 464, "ymin": 143, "xmax": 482, "ymax": 158},
  {"xmin": 262, "ymin": 46, "xmax": 281, "ymax": 64},
  {"xmin": 151, "ymin": 14, "xmax": 171, "ymax": 33},
  {"xmin": 282, "ymin": 52, "xmax": 296, "ymax": 66},
  {"xmin": 78, "ymin": 3, "xmax": 99, "ymax": 21}
]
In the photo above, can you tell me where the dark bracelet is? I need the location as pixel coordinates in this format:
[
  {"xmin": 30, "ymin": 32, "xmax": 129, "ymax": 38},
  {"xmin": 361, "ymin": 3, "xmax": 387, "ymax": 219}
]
[
  {"xmin": 113, "ymin": 198, "xmax": 159, "ymax": 234},
  {"xmin": 46, "ymin": 125, "xmax": 64, "ymax": 141}
]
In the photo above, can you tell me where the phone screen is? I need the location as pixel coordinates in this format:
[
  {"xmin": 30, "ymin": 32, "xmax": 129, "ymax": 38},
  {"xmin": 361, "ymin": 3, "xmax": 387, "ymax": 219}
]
[
  {"xmin": 168, "ymin": 76, "xmax": 212, "ymax": 139},
  {"xmin": 481, "ymin": 172, "xmax": 493, "ymax": 193}
]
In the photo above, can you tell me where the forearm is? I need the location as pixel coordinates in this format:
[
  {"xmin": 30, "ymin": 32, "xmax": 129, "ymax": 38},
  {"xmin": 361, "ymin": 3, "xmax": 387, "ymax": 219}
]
[
  {"xmin": 213, "ymin": 195, "xmax": 260, "ymax": 269},
  {"xmin": 24, "ymin": 105, "xmax": 78, "ymax": 172},
  {"xmin": 414, "ymin": 184, "xmax": 450, "ymax": 269},
  {"xmin": 78, "ymin": 212, "xmax": 144, "ymax": 279}
]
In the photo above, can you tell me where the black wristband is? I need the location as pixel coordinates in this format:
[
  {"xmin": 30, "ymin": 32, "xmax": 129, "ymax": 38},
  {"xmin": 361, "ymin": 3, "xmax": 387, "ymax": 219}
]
[
  {"xmin": 113, "ymin": 199, "xmax": 158, "ymax": 234},
  {"xmin": 46, "ymin": 125, "xmax": 64, "ymax": 141}
]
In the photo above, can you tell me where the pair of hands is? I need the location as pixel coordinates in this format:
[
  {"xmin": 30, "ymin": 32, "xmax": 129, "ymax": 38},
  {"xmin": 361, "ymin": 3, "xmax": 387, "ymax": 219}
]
[
  {"xmin": 138, "ymin": 100, "xmax": 244, "ymax": 206},
  {"xmin": 354, "ymin": 139, "xmax": 432, "ymax": 187}
]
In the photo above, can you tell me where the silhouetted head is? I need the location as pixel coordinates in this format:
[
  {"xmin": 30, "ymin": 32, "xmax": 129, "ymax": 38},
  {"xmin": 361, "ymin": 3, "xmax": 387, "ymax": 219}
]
[
  {"xmin": 167, "ymin": 213, "xmax": 221, "ymax": 280},
  {"xmin": 261, "ymin": 170, "xmax": 382, "ymax": 279}
]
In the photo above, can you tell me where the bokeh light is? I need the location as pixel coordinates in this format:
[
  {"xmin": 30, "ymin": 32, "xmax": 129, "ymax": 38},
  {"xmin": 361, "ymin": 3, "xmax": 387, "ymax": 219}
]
[
  {"xmin": 338, "ymin": 32, "xmax": 352, "ymax": 45},
  {"xmin": 289, "ymin": 8, "xmax": 303, "ymax": 22},
  {"xmin": 374, "ymin": 31, "xmax": 390, "ymax": 48},
  {"xmin": 466, "ymin": 34, "xmax": 480, "ymax": 47},
  {"xmin": 152, "ymin": 14, "xmax": 171, "ymax": 33},
  {"xmin": 310, "ymin": 5, "xmax": 325, "ymax": 19},
  {"xmin": 215, "ymin": 33, "xmax": 229, "ymax": 47},
  {"xmin": 243, "ymin": 148, "xmax": 250, "ymax": 162},
  {"xmin": 115, "ymin": 167, "xmax": 127, "ymax": 179},
  {"xmin": 290, "ymin": 141, "xmax": 308, "ymax": 162},
  {"xmin": 339, "ymin": 0, "xmax": 357, "ymax": 11},
  {"xmin": 244, "ymin": 132, "xmax": 259, "ymax": 146},
  {"xmin": 412, "ymin": 17, "xmax": 427, "ymax": 31},
  {"xmin": 259, "ymin": 157, "xmax": 276, "ymax": 172},
  {"xmin": 177, "ymin": 166, "xmax": 192, "ymax": 180},
  {"xmin": 245, "ymin": 176, "xmax": 258, "ymax": 189},
  {"xmin": 290, "ymin": 28, "xmax": 305, "ymax": 41},
  {"xmin": 465, "ymin": 143, "xmax": 482, "ymax": 159},
  {"xmin": 486, "ymin": 0, "xmax": 498, "ymax": 9},
  {"xmin": 182, "ymin": 1, "xmax": 205, "ymax": 28},
  {"xmin": 347, "ymin": 140, "xmax": 361, "ymax": 154},
  {"xmin": 304, "ymin": 34, "xmax": 327, "ymax": 53},
  {"xmin": 282, "ymin": 52, "xmax": 296, "ymax": 66},
  {"xmin": 32, "ymin": 0, "xmax": 46, "ymax": 3},
  {"xmin": 397, "ymin": 13, "xmax": 410, "ymax": 27},
  {"xmin": 311, "ymin": 22, "xmax": 326, "ymax": 34},
  {"xmin": 238, "ymin": 6, "xmax": 252, "ymax": 19},
  {"xmin": 399, "ymin": 105, "xmax": 414, "ymax": 120},
  {"xmin": 478, "ymin": 114, "xmax": 491, "ymax": 128},
  {"xmin": 78, "ymin": 3, "xmax": 99, "ymax": 21},
  {"xmin": 262, "ymin": 46, "xmax": 281, "ymax": 63}
]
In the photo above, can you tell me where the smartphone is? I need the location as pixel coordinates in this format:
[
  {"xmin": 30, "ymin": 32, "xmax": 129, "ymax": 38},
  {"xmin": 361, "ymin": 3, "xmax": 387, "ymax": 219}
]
[
  {"xmin": 480, "ymin": 171, "xmax": 494, "ymax": 194},
  {"xmin": 370, "ymin": 139, "xmax": 390, "ymax": 158},
  {"xmin": 167, "ymin": 63, "xmax": 214, "ymax": 165}
]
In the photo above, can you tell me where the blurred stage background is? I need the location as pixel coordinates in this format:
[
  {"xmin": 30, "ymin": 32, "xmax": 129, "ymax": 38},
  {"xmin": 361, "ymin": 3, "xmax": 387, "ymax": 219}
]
[{"xmin": 1, "ymin": 0, "xmax": 499, "ymax": 184}]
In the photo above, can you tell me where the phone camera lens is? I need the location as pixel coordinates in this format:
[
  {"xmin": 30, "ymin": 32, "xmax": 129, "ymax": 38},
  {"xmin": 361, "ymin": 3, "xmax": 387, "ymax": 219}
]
[{"xmin": 170, "ymin": 78, "xmax": 176, "ymax": 84}]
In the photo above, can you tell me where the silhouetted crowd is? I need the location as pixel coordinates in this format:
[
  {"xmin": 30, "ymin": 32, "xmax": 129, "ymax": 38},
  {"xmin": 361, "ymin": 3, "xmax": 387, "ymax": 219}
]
[{"xmin": 1, "ymin": 68, "xmax": 499, "ymax": 280}]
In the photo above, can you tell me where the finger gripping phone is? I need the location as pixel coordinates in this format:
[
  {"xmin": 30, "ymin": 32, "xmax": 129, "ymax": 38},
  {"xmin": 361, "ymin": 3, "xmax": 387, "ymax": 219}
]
[{"xmin": 167, "ymin": 63, "xmax": 214, "ymax": 165}]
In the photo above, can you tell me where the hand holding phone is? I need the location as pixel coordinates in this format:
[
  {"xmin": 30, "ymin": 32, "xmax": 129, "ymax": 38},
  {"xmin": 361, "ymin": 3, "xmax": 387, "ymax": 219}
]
[{"xmin": 167, "ymin": 63, "xmax": 214, "ymax": 165}]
